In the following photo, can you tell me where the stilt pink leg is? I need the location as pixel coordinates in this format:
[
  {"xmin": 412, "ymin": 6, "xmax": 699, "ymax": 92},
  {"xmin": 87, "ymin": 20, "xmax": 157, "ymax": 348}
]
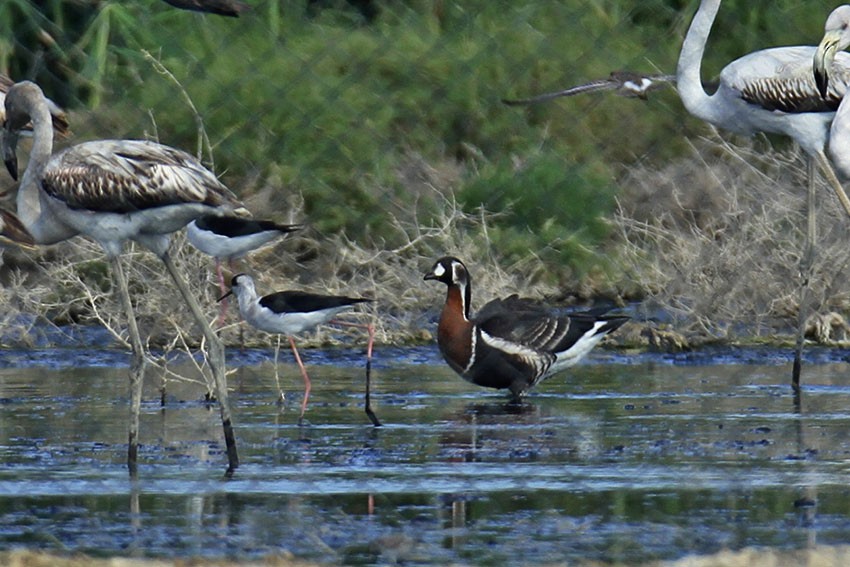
[
  {"xmin": 330, "ymin": 320, "xmax": 380, "ymax": 426},
  {"xmin": 288, "ymin": 336, "xmax": 311, "ymax": 425}
]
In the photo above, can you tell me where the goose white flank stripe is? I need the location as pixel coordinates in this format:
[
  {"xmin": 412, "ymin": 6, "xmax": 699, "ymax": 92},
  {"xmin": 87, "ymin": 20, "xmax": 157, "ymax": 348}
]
[
  {"xmin": 424, "ymin": 256, "xmax": 628, "ymax": 398},
  {"xmin": 1, "ymin": 80, "xmax": 245, "ymax": 477},
  {"xmin": 219, "ymin": 273, "xmax": 380, "ymax": 426},
  {"xmin": 463, "ymin": 331, "xmax": 477, "ymax": 374}
]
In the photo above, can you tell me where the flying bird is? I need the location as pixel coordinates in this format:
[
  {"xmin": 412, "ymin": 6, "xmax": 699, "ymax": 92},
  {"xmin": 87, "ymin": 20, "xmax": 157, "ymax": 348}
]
[{"xmin": 502, "ymin": 71, "xmax": 676, "ymax": 106}]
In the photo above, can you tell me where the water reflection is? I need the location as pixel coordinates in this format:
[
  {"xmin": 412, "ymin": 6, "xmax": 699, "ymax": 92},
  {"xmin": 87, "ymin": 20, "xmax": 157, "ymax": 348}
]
[
  {"xmin": 792, "ymin": 393, "xmax": 818, "ymax": 543},
  {"xmin": 2, "ymin": 356, "xmax": 850, "ymax": 563},
  {"xmin": 463, "ymin": 400, "xmax": 539, "ymax": 417}
]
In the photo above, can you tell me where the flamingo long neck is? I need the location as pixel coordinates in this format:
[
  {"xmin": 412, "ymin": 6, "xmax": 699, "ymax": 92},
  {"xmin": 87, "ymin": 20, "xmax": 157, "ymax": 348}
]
[
  {"xmin": 17, "ymin": 94, "xmax": 76, "ymax": 245},
  {"xmin": 677, "ymin": 0, "xmax": 723, "ymax": 124}
]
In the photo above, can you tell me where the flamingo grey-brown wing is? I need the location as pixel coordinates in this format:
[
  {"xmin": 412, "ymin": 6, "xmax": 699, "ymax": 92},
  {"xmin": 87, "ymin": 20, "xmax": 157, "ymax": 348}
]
[
  {"xmin": 40, "ymin": 140, "xmax": 240, "ymax": 213},
  {"xmin": 728, "ymin": 47, "xmax": 850, "ymax": 112}
]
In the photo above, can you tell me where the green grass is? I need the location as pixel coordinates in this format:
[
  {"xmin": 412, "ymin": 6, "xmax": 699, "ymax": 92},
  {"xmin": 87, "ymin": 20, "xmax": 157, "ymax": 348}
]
[{"xmin": 3, "ymin": 0, "xmax": 843, "ymax": 289}]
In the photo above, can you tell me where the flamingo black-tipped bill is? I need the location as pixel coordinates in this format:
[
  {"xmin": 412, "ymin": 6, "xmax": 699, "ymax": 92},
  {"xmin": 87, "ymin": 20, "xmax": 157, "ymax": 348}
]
[{"xmin": 814, "ymin": 30, "xmax": 842, "ymax": 99}]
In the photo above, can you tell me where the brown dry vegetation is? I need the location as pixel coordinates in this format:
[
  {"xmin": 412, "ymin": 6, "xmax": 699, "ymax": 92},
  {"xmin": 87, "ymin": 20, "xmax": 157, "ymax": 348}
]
[
  {"xmin": 614, "ymin": 132, "xmax": 850, "ymax": 346},
  {"xmin": 3, "ymin": 132, "xmax": 850, "ymax": 360},
  {"xmin": 0, "ymin": 177, "xmax": 564, "ymax": 354}
]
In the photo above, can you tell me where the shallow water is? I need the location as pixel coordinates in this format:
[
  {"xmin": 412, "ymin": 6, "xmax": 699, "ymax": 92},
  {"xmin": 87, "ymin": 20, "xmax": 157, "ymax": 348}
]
[{"xmin": 2, "ymin": 344, "xmax": 850, "ymax": 565}]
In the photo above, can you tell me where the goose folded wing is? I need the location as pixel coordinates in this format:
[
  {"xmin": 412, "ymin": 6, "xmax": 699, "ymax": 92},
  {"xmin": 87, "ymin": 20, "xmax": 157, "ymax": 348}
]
[
  {"xmin": 477, "ymin": 299, "xmax": 622, "ymax": 353},
  {"xmin": 476, "ymin": 299, "xmax": 571, "ymax": 353}
]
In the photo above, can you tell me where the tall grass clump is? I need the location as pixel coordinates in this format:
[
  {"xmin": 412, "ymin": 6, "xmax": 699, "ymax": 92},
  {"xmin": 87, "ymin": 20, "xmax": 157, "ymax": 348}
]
[{"xmin": 459, "ymin": 152, "xmax": 619, "ymax": 282}]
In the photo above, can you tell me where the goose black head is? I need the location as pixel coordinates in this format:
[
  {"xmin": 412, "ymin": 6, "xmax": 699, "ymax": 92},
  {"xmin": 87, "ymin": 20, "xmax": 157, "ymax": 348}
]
[{"xmin": 424, "ymin": 256, "xmax": 470, "ymax": 287}]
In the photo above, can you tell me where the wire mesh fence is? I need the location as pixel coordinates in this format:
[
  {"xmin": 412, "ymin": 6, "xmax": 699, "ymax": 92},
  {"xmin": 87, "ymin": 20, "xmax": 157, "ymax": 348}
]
[{"xmin": 3, "ymin": 0, "xmax": 850, "ymax": 347}]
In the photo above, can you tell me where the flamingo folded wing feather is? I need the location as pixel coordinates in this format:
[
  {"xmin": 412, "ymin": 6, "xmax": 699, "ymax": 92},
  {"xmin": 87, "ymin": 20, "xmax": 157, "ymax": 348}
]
[
  {"xmin": 41, "ymin": 142, "xmax": 230, "ymax": 213},
  {"xmin": 740, "ymin": 75, "xmax": 839, "ymax": 112},
  {"xmin": 729, "ymin": 48, "xmax": 850, "ymax": 113},
  {"xmin": 0, "ymin": 209, "xmax": 35, "ymax": 245}
]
